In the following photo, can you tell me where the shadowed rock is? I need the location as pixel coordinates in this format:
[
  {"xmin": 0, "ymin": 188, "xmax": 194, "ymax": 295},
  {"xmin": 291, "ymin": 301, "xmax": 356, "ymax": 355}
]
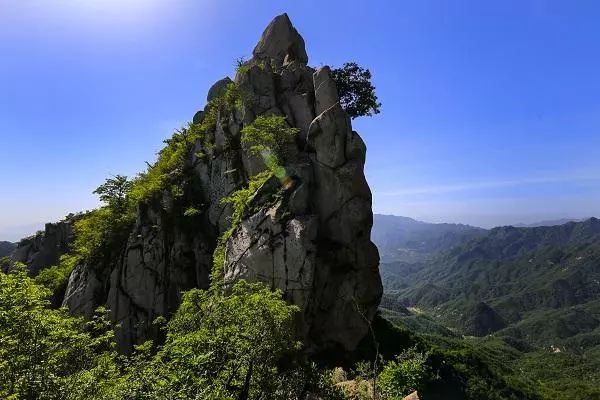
[{"xmin": 252, "ymin": 13, "xmax": 308, "ymax": 65}]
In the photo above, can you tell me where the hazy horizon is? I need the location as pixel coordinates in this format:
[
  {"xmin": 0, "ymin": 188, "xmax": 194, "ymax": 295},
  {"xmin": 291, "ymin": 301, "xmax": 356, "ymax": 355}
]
[
  {"xmin": 2, "ymin": 213, "xmax": 596, "ymax": 243},
  {"xmin": 2, "ymin": 1, "xmax": 600, "ymax": 241}
]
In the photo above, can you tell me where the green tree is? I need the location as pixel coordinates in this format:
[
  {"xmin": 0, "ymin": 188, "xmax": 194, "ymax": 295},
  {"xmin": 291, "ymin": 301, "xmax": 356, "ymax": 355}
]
[
  {"xmin": 142, "ymin": 280, "xmax": 301, "ymax": 399},
  {"xmin": 0, "ymin": 264, "xmax": 115, "ymax": 400},
  {"xmin": 331, "ymin": 62, "xmax": 381, "ymax": 119},
  {"xmin": 378, "ymin": 347, "xmax": 429, "ymax": 399},
  {"xmin": 93, "ymin": 175, "xmax": 133, "ymax": 213}
]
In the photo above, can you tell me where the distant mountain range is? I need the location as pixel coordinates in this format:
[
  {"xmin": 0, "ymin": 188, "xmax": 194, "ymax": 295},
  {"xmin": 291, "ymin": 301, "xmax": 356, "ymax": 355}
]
[
  {"xmin": 374, "ymin": 215, "xmax": 600, "ymax": 398},
  {"xmin": 376, "ymin": 216, "xmax": 600, "ymax": 348},
  {"xmin": 512, "ymin": 218, "xmax": 586, "ymax": 228},
  {"xmin": 372, "ymin": 214, "xmax": 486, "ymax": 263}
]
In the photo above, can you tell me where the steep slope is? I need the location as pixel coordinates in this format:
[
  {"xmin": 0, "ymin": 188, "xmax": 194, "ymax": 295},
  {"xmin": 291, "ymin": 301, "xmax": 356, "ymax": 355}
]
[
  {"xmin": 383, "ymin": 218, "xmax": 600, "ymax": 346},
  {"xmin": 50, "ymin": 14, "xmax": 382, "ymax": 355},
  {"xmin": 378, "ymin": 217, "xmax": 600, "ymax": 399}
]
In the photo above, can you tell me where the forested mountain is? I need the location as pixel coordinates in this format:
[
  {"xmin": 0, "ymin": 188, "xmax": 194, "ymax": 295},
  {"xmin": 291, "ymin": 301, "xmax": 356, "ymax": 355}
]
[
  {"xmin": 372, "ymin": 214, "xmax": 486, "ymax": 262},
  {"xmin": 379, "ymin": 217, "xmax": 600, "ymax": 399}
]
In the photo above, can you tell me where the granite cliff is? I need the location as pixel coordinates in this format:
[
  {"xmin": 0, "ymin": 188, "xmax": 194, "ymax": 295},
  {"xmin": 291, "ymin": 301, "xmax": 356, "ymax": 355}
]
[{"xmin": 11, "ymin": 14, "xmax": 382, "ymax": 357}]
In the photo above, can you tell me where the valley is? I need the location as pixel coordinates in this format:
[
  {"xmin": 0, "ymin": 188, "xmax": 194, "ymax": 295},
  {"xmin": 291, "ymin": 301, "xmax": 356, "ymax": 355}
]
[{"xmin": 374, "ymin": 215, "xmax": 600, "ymax": 399}]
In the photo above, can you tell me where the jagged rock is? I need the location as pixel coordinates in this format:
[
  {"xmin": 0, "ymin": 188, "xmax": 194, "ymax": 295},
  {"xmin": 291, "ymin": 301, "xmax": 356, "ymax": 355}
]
[
  {"xmin": 307, "ymin": 103, "xmax": 352, "ymax": 169},
  {"xmin": 224, "ymin": 203, "xmax": 318, "ymax": 322},
  {"xmin": 106, "ymin": 202, "xmax": 214, "ymax": 351},
  {"xmin": 59, "ymin": 14, "xmax": 381, "ymax": 356},
  {"xmin": 314, "ymin": 66, "xmax": 339, "ymax": 115},
  {"xmin": 207, "ymin": 77, "xmax": 232, "ymax": 102},
  {"xmin": 10, "ymin": 221, "xmax": 73, "ymax": 276},
  {"xmin": 62, "ymin": 263, "xmax": 103, "ymax": 316},
  {"xmin": 252, "ymin": 13, "xmax": 308, "ymax": 65},
  {"xmin": 222, "ymin": 15, "xmax": 381, "ymax": 354}
]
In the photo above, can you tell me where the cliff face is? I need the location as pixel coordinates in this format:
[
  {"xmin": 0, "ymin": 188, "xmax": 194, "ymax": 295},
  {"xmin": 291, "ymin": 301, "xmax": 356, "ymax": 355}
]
[
  {"xmin": 9, "ymin": 221, "xmax": 73, "ymax": 275},
  {"xmin": 0, "ymin": 242, "xmax": 16, "ymax": 258},
  {"xmin": 60, "ymin": 13, "xmax": 382, "ymax": 355}
]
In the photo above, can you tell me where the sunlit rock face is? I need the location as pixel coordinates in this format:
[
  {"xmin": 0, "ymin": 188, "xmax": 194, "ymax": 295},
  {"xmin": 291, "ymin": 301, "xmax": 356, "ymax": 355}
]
[{"xmin": 61, "ymin": 13, "xmax": 382, "ymax": 356}]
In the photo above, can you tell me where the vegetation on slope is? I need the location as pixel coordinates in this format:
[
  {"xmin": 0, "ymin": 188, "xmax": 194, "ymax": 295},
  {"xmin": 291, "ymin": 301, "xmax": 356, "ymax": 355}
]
[
  {"xmin": 379, "ymin": 218, "xmax": 600, "ymax": 399},
  {"xmin": 0, "ymin": 55, "xmax": 547, "ymax": 399}
]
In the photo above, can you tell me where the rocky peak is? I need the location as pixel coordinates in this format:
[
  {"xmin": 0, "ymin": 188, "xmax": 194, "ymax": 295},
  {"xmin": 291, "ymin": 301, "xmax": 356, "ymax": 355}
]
[
  {"xmin": 58, "ymin": 14, "xmax": 382, "ymax": 357},
  {"xmin": 252, "ymin": 13, "xmax": 308, "ymax": 66}
]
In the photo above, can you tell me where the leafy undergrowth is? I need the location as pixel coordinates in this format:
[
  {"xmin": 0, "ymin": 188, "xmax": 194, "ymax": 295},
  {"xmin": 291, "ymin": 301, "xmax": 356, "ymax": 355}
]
[
  {"xmin": 1, "ymin": 265, "xmax": 349, "ymax": 400},
  {"xmin": 380, "ymin": 304, "xmax": 600, "ymax": 400}
]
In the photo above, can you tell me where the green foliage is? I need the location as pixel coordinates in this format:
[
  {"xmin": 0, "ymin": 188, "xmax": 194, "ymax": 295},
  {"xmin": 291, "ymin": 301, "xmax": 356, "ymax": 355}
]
[
  {"xmin": 183, "ymin": 206, "xmax": 201, "ymax": 217},
  {"xmin": 0, "ymin": 265, "xmax": 347, "ymax": 400},
  {"xmin": 39, "ymin": 177, "xmax": 137, "ymax": 299},
  {"xmin": 0, "ymin": 265, "xmax": 115, "ymax": 400},
  {"xmin": 72, "ymin": 206, "xmax": 134, "ymax": 265},
  {"xmin": 92, "ymin": 175, "xmax": 132, "ymax": 213},
  {"xmin": 129, "ymin": 124, "xmax": 202, "ymax": 204},
  {"xmin": 241, "ymin": 115, "xmax": 299, "ymax": 170},
  {"xmin": 331, "ymin": 62, "xmax": 381, "ymax": 119},
  {"xmin": 141, "ymin": 280, "xmax": 301, "ymax": 399},
  {"xmin": 235, "ymin": 58, "xmax": 267, "ymax": 76},
  {"xmin": 129, "ymin": 83, "xmax": 242, "ymax": 205},
  {"xmin": 34, "ymin": 254, "xmax": 79, "ymax": 296},
  {"xmin": 378, "ymin": 347, "xmax": 429, "ymax": 399},
  {"xmin": 212, "ymin": 170, "xmax": 274, "ymax": 282}
]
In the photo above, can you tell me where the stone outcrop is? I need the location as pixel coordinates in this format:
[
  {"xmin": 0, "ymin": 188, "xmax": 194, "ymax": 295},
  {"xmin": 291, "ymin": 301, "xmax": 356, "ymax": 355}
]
[
  {"xmin": 60, "ymin": 13, "xmax": 382, "ymax": 356},
  {"xmin": 253, "ymin": 13, "xmax": 308, "ymax": 66},
  {"xmin": 0, "ymin": 241, "xmax": 16, "ymax": 259},
  {"xmin": 10, "ymin": 221, "xmax": 73, "ymax": 276}
]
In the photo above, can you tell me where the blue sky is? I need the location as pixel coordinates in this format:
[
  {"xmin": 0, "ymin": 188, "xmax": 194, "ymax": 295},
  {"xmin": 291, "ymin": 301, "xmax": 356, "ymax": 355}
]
[{"xmin": 1, "ymin": 0, "xmax": 599, "ymax": 240}]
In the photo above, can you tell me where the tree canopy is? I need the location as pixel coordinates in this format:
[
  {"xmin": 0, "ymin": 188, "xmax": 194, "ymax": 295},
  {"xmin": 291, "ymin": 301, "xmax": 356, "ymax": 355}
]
[{"xmin": 331, "ymin": 62, "xmax": 381, "ymax": 119}]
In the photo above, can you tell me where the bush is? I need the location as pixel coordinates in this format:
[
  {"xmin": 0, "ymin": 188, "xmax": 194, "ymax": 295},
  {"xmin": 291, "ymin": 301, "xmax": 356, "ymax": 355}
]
[
  {"xmin": 35, "ymin": 254, "xmax": 79, "ymax": 297},
  {"xmin": 378, "ymin": 346, "xmax": 429, "ymax": 399},
  {"xmin": 0, "ymin": 265, "xmax": 115, "ymax": 399},
  {"xmin": 129, "ymin": 83, "xmax": 242, "ymax": 205},
  {"xmin": 117, "ymin": 280, "xmax": 301, "ymax": 399},
  {"xmin": 241, "ymin": 115, "xmax": 299, "ymax": 171},
  {"xmin": 212, "ymin": 170, "xmax": 274, "ymax": 281}
]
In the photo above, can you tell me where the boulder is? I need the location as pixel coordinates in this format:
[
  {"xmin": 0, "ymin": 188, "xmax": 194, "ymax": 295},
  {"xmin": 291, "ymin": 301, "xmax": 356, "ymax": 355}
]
[{"xmin": 207, "ymin": 77, "xmax": 232, "ymax": 102}]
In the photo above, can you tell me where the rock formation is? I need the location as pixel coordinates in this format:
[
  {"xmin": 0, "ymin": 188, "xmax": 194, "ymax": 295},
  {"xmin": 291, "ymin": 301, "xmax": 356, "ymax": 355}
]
[
  {"xmin": 57, "ymin": 13, "xmax": 382, "ymax": 356},
  {"xmin": 9, "ymin": 221, "xmax": 73, "ymax": 275},
  {"xmin": 0, "ymin": 241, "xmax": 16, "ymax": 258}
]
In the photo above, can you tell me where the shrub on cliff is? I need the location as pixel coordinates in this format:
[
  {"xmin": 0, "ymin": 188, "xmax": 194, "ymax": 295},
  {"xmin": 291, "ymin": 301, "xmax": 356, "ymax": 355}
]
[{"xmin": 331, "ymin": 62, "xmax": 381, "ymax": 119}]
